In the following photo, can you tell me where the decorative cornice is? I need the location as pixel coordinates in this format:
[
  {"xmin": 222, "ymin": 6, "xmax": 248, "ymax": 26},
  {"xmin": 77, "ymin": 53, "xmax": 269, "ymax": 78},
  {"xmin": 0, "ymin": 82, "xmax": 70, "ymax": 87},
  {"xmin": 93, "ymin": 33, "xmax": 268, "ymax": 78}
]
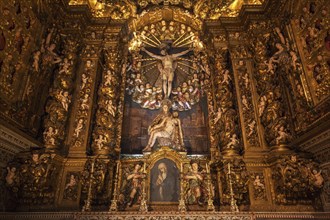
[{"xmin": 0, "ymin": 125, "xmax": 38, "ymax": 155}]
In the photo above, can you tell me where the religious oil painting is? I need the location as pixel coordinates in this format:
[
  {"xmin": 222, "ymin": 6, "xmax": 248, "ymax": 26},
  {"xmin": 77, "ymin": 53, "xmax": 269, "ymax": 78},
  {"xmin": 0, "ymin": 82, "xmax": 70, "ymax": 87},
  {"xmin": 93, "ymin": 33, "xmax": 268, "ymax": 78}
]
[{"xmin": 150, "ymin": 158, "xmax": 180, "ymax": 203}]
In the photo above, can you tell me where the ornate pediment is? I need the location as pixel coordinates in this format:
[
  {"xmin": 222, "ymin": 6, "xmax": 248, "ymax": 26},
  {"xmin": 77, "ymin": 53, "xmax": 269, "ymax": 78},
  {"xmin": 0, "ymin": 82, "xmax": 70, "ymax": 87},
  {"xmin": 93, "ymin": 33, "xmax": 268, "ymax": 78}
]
[{"xmin": 68, "ymin": 0, "xmax": 266, "ymax": 19}]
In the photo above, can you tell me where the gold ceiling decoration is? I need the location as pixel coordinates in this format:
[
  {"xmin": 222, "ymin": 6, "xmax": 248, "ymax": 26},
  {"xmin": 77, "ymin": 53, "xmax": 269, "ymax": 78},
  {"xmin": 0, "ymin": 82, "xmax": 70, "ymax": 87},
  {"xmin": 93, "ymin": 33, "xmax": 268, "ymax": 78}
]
[{"xmin": 68, "ymin": 0, "xmax": 265, "ymax": 19}]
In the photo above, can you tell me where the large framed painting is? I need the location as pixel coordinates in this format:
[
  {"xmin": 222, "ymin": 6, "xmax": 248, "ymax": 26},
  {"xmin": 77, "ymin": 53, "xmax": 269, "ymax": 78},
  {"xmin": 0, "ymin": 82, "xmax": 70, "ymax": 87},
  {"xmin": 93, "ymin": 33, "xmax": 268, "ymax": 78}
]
[{"xmin": 149, "ymin": 158, "xmax": 180, "ymax": 203}]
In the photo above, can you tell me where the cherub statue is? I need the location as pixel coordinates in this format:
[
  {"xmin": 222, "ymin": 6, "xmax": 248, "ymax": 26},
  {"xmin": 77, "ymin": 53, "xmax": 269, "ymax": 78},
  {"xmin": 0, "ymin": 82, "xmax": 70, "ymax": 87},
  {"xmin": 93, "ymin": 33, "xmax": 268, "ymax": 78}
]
[
  {"xmin": 226, "ymin": 134, "xmax": 239, "ymax": 149},
  {"xmin": 247, "ymin": 120, "xmax": 256, "ymax": 137},
  {"xmin": 58, "ymin": 90, "xmax": 70, "ymax": 111},
  {"xmin": 6, "ymin": 167, "xmax": 17, "ymax": 185},
  {"xmin": 104, "ymin": 69, "xmax": 113, "ymax": 86},
  {"xmin": 258, "ymin": 95, "xmax": 267, "ymax": 117},
  {"xmin": 95, "ymin": 134, "xmax": 107, "ymax": 150},
  {"xmin": 43, "ymin": 126, "xmax": 58, "ymax": 145},
  {"xmin": 213, "ymin": 107, "xmax": 222, "ymax": 125},
  {"xmin": 74, "ymin": 119, "xmax": 84, "ymax": 137},
  {"xmin": 105, "ymin": 99, "xmax": 116, "ymax": 117},
  {"xmin": 222, "ymin": 69, "xmax": 231, "ymax": 84},
  {"xmin": 80, "ymin": 93, "xmax": 89, "ymax": 110},
  {"xmin": 311, "ymin": 169, "xmax": 324, "ymax": 188},
  {"xmin": 275, "ymin": 126, "xmax": 291, "ymax": 145},
  {"xmin": 59, "ymin": 58, "xmax": 71, "ymax": 74},
  {"xmin": 242, "ymin": 95, "xmax": 250, "ymax": 109},
  {"xmin": 81, "ymin": 73, "xmax": 88, "ymax": 90}
]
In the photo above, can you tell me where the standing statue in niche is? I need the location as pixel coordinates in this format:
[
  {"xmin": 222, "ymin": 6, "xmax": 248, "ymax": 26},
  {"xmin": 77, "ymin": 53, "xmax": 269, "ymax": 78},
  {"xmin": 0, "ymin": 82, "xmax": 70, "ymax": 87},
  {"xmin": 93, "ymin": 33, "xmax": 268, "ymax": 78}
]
[
  {"xmin": 119, "ymin": 162, "xmax": 145, "ymax": 207},
  {"xmin": 143, "ymin": 100, "xmax": 184, "ymax": 152},
  {"xmin": 141, "ymin": 47, "xmax": 191, "ymax": 98}
]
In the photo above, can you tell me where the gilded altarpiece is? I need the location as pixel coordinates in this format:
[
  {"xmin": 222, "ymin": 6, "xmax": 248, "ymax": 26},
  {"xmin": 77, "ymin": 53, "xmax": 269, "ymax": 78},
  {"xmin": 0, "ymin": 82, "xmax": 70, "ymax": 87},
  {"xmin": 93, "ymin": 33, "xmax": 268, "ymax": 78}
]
[{"xmin": 1, "ymin": 0, "xmax": 329, "ymax": 216}]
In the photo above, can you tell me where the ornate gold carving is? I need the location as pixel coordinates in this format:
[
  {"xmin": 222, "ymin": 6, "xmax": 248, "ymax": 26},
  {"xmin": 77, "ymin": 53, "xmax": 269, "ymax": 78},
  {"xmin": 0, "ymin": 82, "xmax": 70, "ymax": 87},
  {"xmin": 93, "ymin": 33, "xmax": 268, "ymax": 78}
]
[
  {"xmin": 291, "ymin": 0, "xmax": 330, "ymax": 102},
  {"xmin": 219, "ymin": 159, "xmax": 249, "ymax": 209},
  {"xmin": 272, "ymin": 155, "xmax": 324, "ymax": 206},
  {"xmin": 248, "ymin": 22, "xmax": 294, "ymax": 147},
  {"xmin": 67, "ymin": 0, "xmax": 264, "ymax": 19},
  {"xmin": 127, "ymin": 20, "xmax": 208, "ymax": 111},
  {"xmin": 91, "ymin": 46, "xmax": 123, "ymax": 155},
  {"xmin": 233, "ymin": 58, "xmax": 260, "ymax": 148},
  {"xmin": 211, "ymin": 48, "xmax": 241, "ymax": 156},
  {"xmin": 5, "ymin": 152, "xmax": 57, "ymax": 205}
]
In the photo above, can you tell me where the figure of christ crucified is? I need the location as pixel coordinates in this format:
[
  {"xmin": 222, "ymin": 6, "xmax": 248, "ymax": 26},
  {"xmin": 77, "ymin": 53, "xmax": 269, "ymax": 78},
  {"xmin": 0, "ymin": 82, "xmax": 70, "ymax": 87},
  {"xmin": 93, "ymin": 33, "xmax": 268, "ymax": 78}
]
[{"xmin": 141, "ymin": 47, "xmax": 191, "ymax": 98}]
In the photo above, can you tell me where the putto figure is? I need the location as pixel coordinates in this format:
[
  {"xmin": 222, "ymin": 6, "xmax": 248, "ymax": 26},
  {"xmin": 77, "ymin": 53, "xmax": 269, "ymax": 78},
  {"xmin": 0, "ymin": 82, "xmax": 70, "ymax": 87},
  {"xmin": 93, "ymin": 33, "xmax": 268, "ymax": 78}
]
[{"xmin": 142, "ymin": 47, "xmax": 191, "ymax": 98}]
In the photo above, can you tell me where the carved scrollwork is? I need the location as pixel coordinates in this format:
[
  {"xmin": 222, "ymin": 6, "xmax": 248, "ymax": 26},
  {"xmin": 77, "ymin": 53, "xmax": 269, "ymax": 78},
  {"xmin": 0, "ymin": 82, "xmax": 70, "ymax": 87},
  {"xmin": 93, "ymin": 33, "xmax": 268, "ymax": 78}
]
[
  {"xmin": 5, "ymin": 152, "xmax": 57, "ymax": 206},
  {"xmin": 272, "ymin": 155, "xmax": 324, "ymax": 205}
]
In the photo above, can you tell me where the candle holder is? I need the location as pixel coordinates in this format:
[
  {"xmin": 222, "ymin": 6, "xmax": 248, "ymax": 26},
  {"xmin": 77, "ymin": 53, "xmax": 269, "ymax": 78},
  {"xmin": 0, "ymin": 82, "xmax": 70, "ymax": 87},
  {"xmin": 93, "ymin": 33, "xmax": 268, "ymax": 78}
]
[
  {"xmin": 178, "ymin": 164, "xmax": 186, "ymax": 212},
  {"xmin": 206, "ymin": 162, "xmax": 215, "ymax": 211},
  {"xmin": 139, "ymin": 162, "xmax": 148, "ymax": 212},
  {"xmin": 82, "ymin": 157, "xmax": 96, "ymax": 212},
  {"xmin": 109, "ymin": 160, "xmax": 120, "ymax": 212},
  {"xmin": 228, "ymin": 162, "xmax": 239, "ymax": 212}
]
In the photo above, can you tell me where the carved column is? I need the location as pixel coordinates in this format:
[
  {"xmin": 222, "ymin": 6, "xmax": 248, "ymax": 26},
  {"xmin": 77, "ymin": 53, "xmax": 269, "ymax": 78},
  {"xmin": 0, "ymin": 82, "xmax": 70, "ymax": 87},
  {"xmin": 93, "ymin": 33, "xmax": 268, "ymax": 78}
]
[
  {"xmin": 90, "ymin": 41, "xmax": 127, "ymax": 156},
  {"xmin": 229, "ymin": 41, "xmax": 263, "ymax": 150},
  {"xmin": 248, "ymin": 21, "xmax": 294, "ymax": 152},
  {"xmin": 43, "ymin": 36, "xmax": 80, "ymax": 153},
  {"xmin": 212, "ymin": 47, "xmax": 241, "ymax": 156},
  {"xmin": 66, "ymin": 42, "xmax": 102, "ymax": 157}
]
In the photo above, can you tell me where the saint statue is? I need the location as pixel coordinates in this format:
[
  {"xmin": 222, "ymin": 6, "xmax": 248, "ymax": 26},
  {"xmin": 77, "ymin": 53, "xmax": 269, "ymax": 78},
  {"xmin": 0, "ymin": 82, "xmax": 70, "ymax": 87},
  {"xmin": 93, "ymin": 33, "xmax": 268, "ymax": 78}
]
[
  {"xmin": 143, "ymin": 100, "xmax": 184, "ymax": 152},
  {"xmin": 141, "ymin": 47, "xmax": 191, "ymax": 98}
]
